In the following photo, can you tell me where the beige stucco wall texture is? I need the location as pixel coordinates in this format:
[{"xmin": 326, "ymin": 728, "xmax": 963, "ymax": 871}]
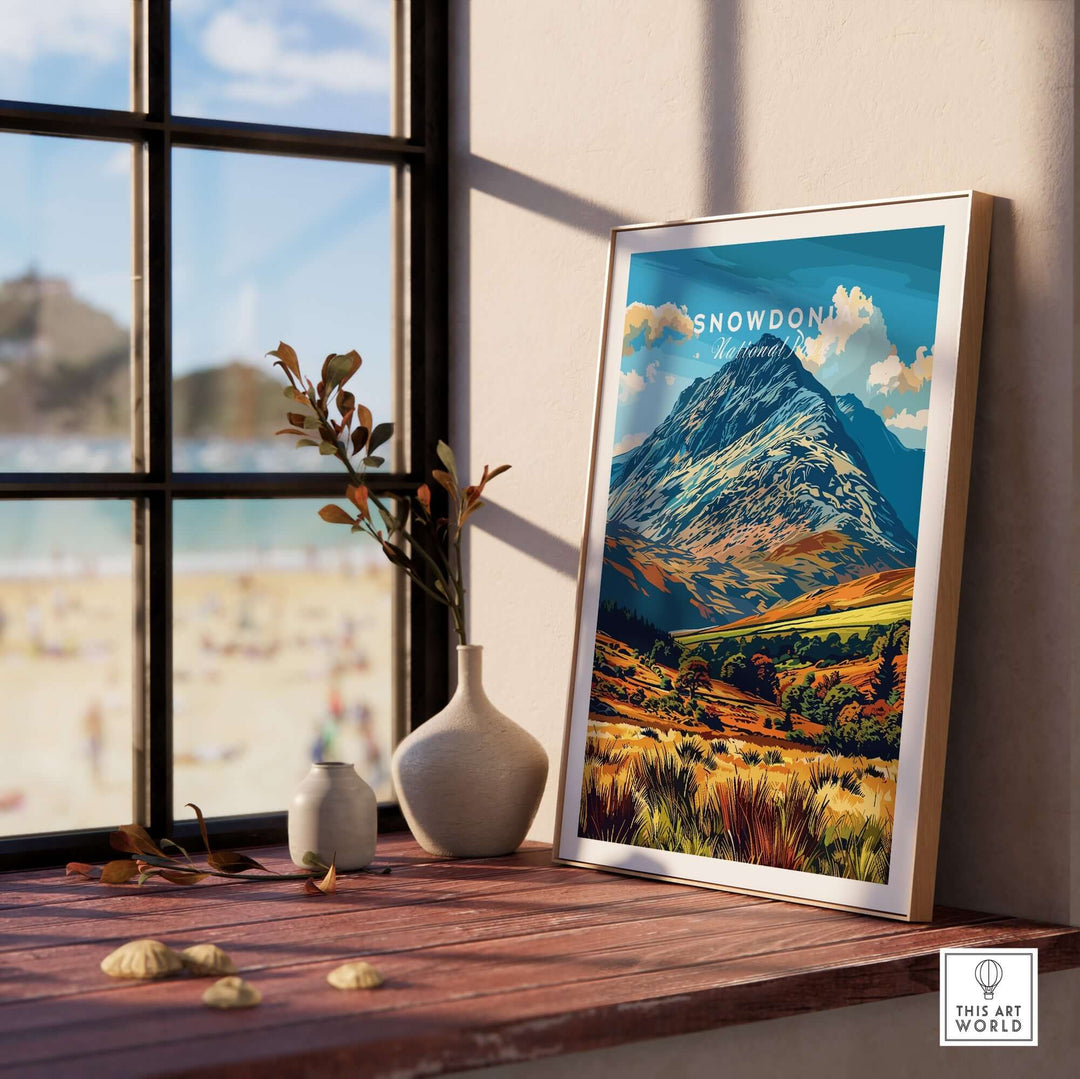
[{"xmin": 448, "ymin": 0, "xmax": 1075, "ymax": 931}]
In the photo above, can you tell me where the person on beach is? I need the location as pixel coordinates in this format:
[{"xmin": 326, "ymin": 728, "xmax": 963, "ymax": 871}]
[{"xmin": 84, "ymin": 700, "xmax": 104, "ymax": 785}]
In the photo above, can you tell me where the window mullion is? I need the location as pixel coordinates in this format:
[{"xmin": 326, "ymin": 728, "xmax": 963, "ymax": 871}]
[
  {"xmin": 407, "ymin": 0, "xmax": 450, "ymax": 731},
  {"xmin": 142, "ymin": 2, "xmax": 173, "ymax": 837}
]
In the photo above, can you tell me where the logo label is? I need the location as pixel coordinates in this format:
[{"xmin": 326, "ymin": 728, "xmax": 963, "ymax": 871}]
[{"xmin": 939, "ymin": 948, "xmax": 1038, "ymax": 1046}]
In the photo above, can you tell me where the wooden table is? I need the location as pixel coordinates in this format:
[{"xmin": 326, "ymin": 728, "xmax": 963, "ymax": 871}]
[{"xmin": 1, "ymin": 834, "xmax": 1077, "ymax": 1077}]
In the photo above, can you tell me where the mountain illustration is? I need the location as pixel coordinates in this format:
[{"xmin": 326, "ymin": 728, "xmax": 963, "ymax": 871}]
[
  {"xmin": 0, "ymin": 271, "xmax": 284, "ymax": 438},
  {"xmin": 601, "ymin": 334, "xmax": 917, "ymax": 629},
  {"xmin": 833, "ymin": 392, "xmax": 925, "ymax": 538}
]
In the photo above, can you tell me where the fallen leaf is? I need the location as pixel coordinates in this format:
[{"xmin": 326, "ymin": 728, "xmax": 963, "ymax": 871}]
[
  {"xmin": 185, "ymin": 803, "xmax": 213, "ymax": 856},
  {"xmin": 208, "ymin": 850, "xmax": 268, "ymax": 873},
  {"xmin": 100, "ymin": 860, "xmax": 142, "ymax": 885},
  {"xmin": 109, "ymin": 824, "xmax": 166, "ymax": 859},
  {"xmin": 65, "ymin": 862, "xmax": 96, "ymax": 879},
  {"xmin": 303, "ymin": 859, "xmax": 337, "ymax": 895},
  {"xmin": 159, "ymin": 870, "xmax": 209, "ymax": 886}
]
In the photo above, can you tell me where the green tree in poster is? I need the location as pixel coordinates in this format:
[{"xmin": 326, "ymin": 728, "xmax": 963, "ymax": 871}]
[
  {"xmin": 751, "ymin": 652, "xmax": 780, "ymax": 703},
  {"xmin": 676, "ymin": 655, "xmax": 711, "ymax": 702},
  {"xmin": 870, "ymin": 626, "xmax": 903, "ymax": 702}
]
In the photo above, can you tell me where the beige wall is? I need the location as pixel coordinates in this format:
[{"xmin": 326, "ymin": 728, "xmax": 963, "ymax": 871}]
[{"xmin": 449, "ymin": 0, "xmax": 1076, "ymax": 931}]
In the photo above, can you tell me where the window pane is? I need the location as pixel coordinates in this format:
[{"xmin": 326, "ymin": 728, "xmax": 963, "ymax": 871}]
[
  {"xmin": 171, "ymin": 150, "xmax": 393, "ymax": 473},
  {"xmin": 0, "ymin": 1, "xmax": 131, "ymax": 111},
  {"xmin": 0, "ymin": 134, "xmax": 133, "ymax": 472},
  {"xmin": 172, "ymin": 499, "xmax": 395, "ymax": 820},
  {"xmin": 0, "ymin": 500, "xmax": 133, "ymax": 837},
  {"xmin": 171, "ymin": 1, "xmax": 393, "ymax": 134}
]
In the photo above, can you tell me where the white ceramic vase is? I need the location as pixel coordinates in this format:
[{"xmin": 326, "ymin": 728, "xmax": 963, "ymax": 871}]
[
  {"xmin": 392, "ymin": 645, "xmax": 548, "ymax": 858},
  {"xmin": 288, "ymin": 761, "xmax": 377, "ymax": 870}
]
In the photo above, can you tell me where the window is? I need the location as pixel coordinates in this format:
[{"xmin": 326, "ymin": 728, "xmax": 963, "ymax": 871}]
[{"xmin": 0, "ymin": 1, "xmax": 447, "ymax": 868}]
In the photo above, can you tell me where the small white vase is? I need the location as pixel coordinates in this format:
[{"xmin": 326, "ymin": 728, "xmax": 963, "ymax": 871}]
[
  {"xmin": 288, "ymin": 762, "xmax": 377, "ymax": 870},
  {"xmin": 392, "ymin": 645, "xmax": 548, "ymax": 858}
]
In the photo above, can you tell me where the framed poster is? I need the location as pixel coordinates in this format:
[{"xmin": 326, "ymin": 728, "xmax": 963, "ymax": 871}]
[{"xmin": 554, "ymin": 192, "xmax": 992, "ymax": 920}]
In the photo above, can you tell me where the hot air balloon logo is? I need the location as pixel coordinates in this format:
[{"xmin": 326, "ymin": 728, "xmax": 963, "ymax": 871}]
[{"xmin": 974, "ymin": 958, "xmax": 1004, "ymax": 1000}]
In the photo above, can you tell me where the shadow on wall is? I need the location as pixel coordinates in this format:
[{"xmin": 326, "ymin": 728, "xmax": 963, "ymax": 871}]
[
  {"xmin": 937, "ymin": 192, "xmax": 1073, "ymax": 924},
  {"xmin": 450, "ymin": 0, "xmax": 740, "ymax": 573},
  {"xmin": 472, "ymin": 501, "xmax": 579, "ymax": 580}
]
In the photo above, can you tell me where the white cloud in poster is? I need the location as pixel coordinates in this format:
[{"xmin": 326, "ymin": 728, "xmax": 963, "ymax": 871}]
[
  {"xmin": 796, "ymin": 284, "xmax": 874, "ymax": 370},
  {"xmin": 868, "ymin": 344, "xmax": 933, "ymax": 396},
  {"xmin": 619, "ymin": 368, "xmax": 646, "ymax": 402},
  {"xmin": 622, "ymin": 302, "xmax": 695, "ymax": 357},
  {"xmin": 613, "ymin": 432, "xmax": 647, "ymax": 455},
  {"xmin": 884, "ymin": 408, "xmax": 929, "ymax": 431}
]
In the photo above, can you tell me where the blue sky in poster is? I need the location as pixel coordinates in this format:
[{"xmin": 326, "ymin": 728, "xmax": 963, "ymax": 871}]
[{"xmin": 616, "ymin": 227, "xmax": 945, "ymax": 451}]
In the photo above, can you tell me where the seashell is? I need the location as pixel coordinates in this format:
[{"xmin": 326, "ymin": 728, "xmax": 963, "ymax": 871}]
[
  {"xmin": 202, "ymin": 976, "xmax": 261, "ymax": 1009},
  {"xmin": 327, "ymin": 960, "xmax": 384, "ymax": 990},
  {"xmin": 180, "ymin": 944, "xmax": 237, "ymax": 977},
  {"xmin": 100, "ymin": 939, "xmax": 184, "ymax": 980}
]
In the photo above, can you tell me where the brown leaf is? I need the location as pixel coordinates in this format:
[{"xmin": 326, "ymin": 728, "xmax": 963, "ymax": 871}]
[
  {"xmin": 319, "ymin": 504, "xmax": 355, "ymax": 525},
  {"xmin": 208, "ymin": 850, "xmax": 268, "ymax": 873},
  {"xmin": 355, "ymin": 404, "xmax": 373, "ymax": 434},
  {"xmin": 367, "ymin": 422, "xmax": 394, "ymax": 455},
  {"xmin": 109, "ymin": 824, "xmax": 166, "ymax": 858},
  {"xmin": 100, "ymin": 859, "xmax": 142, "ymax": 885},
  {"xmin": 185, "ymin": 803, "xmax": 213, "ymax": 857},
  {"xmin": 287, "ymin": 411, "xmax": 307, "ymax": 427},
  {"xmin": 65, "ymin": 862, "xmax": 96, "ymax": 879},
  {"xmin": 268, "ymin": 342, "xmax": 301, "ymax": 382},
  {"xmin": 346, "ymin": 485, "xmax": 370, "ymax": 520},
  {"xmin": 303, "ymin": 859, "xmax": 337, "ymax": 895},
  {"xmin": 323, "ymin": 351, "xmax": 362, "ymax": 394},
  {"xmin": 459, "ymin": 499, "xmax": 485, "ymax": 526},
  {"xmin": 467, "ymin": 463, "xmax": 512, "ymax": 505},
  {"xmin": 336, "ymin": 389, "xmax": 355, "ymax": 417},
  {"xmin": 436, "ymin": 440, "xmax": 457, "ymax": 481},
  {"xmin": 431, "ymin": 469, "xmax": 456, "ymax": 498},
  {"xmin": 416, "ymin": 484, "xmax": 431, "ymax": 515},
  {"xmin": 274, "ymin": 427, "xmax": 309, "ymax": 438},
  {"xmin": 159, "ymin": 870, "xmax": 209, "ymax": 886},
  {"xmin": 380, "ymin": 540, "xmax": 412, "ymax": 570},
  {"xmin": 351, "ymin": 426, "xmax": 369, "ymax": 456}
]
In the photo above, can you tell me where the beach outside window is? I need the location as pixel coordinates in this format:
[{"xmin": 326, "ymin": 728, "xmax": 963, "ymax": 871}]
[
  {"xmin": 0, "ymin": 501, "xmax": 134, "ymax": 835},
  {"xmin": 172, "ymin": 500, "xmax": 393, "ymax": 819},
  {"xmin": 0, "ymin": 1, "xmax": 446, "ymax": 862}
]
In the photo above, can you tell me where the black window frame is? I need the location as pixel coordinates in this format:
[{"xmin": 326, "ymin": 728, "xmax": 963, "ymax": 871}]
[{"xmin": 0, "ymin": 1, "xmax": 448, "ymax": 870}]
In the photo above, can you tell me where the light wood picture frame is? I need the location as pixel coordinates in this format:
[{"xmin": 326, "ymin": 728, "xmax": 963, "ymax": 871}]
[{"xmin": 554, "ymin": 192, "xmax": 992, "ymax": 920}]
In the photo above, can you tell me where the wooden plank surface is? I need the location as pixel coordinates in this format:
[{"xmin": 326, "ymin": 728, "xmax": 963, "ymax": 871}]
[{"xmin": 0, "ymin": 835, "xmax": 1076, "ymax": 1078}]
